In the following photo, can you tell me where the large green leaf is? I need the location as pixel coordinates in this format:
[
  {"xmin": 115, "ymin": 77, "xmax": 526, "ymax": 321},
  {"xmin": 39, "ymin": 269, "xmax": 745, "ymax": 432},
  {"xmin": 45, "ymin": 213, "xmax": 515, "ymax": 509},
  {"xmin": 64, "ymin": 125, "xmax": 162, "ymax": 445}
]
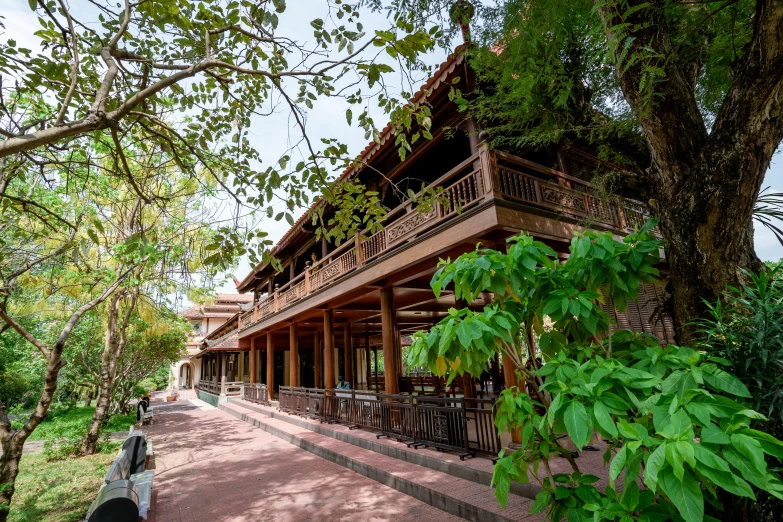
[
  {"xmin": 593, "ymin": 400, "xmax": 618, "ymax": 437},
  {"xmin": 563, "ymin": 400, "xmax": 591, "ymax": 449},
  {"xmin": 610, "ymin": 446, "xmax": 627, "ymax": 482},
  {"xmin": 698, "ymin": 466, "xmax": 756, "ymax": 499},
  {"xmin": 643, "ymin": 443, "xmax": 667, "ymax": 492},
  {"xmin": 660, "ymin": 469, "xmax": 704, "ymax": 522},
  {"xmin": 723, "ymin": 446, "xmax": 768, "ymax": 489},
  {"xmin": 702, "ymin": 367, "xmax": 751, "ymax": 398}
]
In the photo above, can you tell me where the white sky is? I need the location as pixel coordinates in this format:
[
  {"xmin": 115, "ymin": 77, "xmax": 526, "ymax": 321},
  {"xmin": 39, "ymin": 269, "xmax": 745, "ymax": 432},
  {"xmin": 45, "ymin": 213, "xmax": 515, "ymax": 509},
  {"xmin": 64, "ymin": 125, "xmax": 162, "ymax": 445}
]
[{"xmin": 3, "ymin": 0, "xmax": 782, "ymax": 297}]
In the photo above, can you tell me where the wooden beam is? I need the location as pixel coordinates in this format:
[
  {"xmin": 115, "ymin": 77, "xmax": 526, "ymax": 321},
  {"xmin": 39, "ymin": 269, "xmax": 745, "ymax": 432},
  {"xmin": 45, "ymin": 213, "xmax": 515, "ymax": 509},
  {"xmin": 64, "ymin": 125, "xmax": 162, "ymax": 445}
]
[{"xmin": 324, "ymin": 310, "xmax": 335, "ymax": 390}]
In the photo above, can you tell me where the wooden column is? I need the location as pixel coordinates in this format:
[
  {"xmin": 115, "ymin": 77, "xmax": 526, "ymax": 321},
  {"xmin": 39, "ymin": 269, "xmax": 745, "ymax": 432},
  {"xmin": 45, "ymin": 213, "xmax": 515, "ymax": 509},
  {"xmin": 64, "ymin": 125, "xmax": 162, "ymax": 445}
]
[
  {"xmin": 266, "ymin": 332, "xmax": 274, "ymax": 401},
  {"xmin": 373, "ymin": 348, "xmax": 379, "ymax": 390},
  {"xmin": 220, "ymin": 352, "xmax": 227, "ymax": 394},
  {"xmin": 250, "ymin": 337, "xmax": 257, "ymax": 384},
  {"xmin": 502, "ymin": 355, "xmax": 523, "ymax": 445},
  {"xmin": 380, "ymin": 287, "xmax": 399, "ymax": 395},
  {"xmin": 314, "ymin": 330, "xmax": 322, "ymax": 388},
  {"xmin": 343, "ymin": 323, "xmax": 354, "ymax": 385},
  {"xmin": 463, "ymin": 375, "xmax": 478, "ymax": 407},
  {"xmin": 324, "ymin": 310, "xmax": 335, "ymax": 390},
  {"xmin": 491, "ymin": 352, "xmax": 501, "ymax": 392},
  {"xmin": 364, "ymin": 332, "xmax": 371, "ymax": 389},
  {"xmin": 289, "ymin": 323, "xmax": 299, "ymax": 387}
]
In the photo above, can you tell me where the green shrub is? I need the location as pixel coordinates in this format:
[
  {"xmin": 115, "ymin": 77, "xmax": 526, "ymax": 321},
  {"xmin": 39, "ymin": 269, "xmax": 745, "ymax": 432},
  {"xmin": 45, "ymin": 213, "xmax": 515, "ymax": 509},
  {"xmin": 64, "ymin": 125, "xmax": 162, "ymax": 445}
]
[
  {"xmin": 410, "ymin": 222, "xmax": 783, "ymax": 522},
  {"xmin": 697, "ymin": 265, "xmax": 783, "ymax": 519},
  {"xmin": 134, "ymin": 378, "xmax": 156, "ymax": 397}
]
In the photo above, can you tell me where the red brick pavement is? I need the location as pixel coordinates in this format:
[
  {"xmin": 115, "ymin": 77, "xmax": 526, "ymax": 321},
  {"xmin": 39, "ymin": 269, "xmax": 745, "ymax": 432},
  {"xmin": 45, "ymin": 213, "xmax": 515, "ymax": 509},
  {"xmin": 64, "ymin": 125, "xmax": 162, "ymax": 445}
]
[
  {"xmin": 222, "ymin": 401, "xmax": 540, "ymax": 521},
  {"xmin": 143, "ymin": 402, "xmax": 466, "ymax": 522}
]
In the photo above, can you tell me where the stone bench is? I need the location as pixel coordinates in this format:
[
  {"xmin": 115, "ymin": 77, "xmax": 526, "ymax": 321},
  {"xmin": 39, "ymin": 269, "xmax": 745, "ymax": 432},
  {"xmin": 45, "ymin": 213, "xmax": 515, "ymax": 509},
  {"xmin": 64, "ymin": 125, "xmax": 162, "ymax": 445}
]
[{"xmin": 85, "ymin": 431, "xmax": 154, "ymax": 521}]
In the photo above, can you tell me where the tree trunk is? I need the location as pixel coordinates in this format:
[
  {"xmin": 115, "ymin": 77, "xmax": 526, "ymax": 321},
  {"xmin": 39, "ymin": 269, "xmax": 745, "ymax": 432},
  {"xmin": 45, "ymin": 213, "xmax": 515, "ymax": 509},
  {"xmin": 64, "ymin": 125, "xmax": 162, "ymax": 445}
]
[
  {"xmin": 656, "ymin": 169, "xmax": 765, "ymax": 343},
  {"xmin": 83, "ymin": 386, "xmax": 94, "ymax": 407},
  {"xmin": 82, "ymin": 298, "xmax": 119, "ymax": 454},
  {"xmin": 82, "ymin": 290, "xmax": 136, "ymax": 455},
  {"xmin": 594, "ymin": 0, "xmax": 783, "ymax": 346},
  {"xmin": 0, "ymin": 438, "xmax": 23, "ymax": 522}
]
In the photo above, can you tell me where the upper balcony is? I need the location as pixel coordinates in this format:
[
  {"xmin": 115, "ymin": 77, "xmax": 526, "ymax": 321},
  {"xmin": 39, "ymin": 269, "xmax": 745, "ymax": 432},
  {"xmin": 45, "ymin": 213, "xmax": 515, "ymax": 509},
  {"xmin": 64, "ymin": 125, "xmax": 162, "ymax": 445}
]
[{"xmin": 238, "ymin": 146, "xmax": 656, "ymax": 332}]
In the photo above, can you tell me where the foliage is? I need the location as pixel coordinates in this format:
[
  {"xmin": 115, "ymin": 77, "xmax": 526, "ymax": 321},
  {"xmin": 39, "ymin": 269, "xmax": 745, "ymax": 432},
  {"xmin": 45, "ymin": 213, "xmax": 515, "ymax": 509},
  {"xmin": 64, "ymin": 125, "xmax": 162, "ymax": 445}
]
[
  {"xmin": 698, "ymin": 265, "xmax": 783, "ymax": 434},
  {"xmin": 410, "ymin": 222, "xmax": 783, "ymax": 522},
  {"xmin": 697, "ymin": 264, "xmax": 783, "ymax": 519},
  {"xmin": 27, "ymin": 406, "xmax": 134, "ymax": 444},
  {"xmin": 7, "ymin": 447, "xmax": 119, "ymax": 522},
  {"xmin": 373, "ymin": 0, "xmax": 783, "ymax": 348},
  {"xmin": 0, "ymin": 0, "xmax": 442, "ymax": 264}
]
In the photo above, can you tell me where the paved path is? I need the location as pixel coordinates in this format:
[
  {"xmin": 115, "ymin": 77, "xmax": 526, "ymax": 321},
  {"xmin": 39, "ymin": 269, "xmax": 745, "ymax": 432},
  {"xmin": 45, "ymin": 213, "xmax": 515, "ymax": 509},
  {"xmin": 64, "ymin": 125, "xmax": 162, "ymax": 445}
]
[{"xmin": 145, "ymin": 400, "xmax": 464, "ymax": 522}]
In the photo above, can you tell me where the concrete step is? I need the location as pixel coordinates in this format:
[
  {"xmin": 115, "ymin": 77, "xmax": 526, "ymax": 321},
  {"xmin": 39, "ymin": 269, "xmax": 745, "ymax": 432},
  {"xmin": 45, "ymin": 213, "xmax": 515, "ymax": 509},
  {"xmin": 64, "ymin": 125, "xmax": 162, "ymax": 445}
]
[
  {"xmin": 220, "ymin": 400, "xmax": 542, "ymax": 522},
  {"xmin": 226, "ymin": 398, "xmax": 540, "ymax": 498}
]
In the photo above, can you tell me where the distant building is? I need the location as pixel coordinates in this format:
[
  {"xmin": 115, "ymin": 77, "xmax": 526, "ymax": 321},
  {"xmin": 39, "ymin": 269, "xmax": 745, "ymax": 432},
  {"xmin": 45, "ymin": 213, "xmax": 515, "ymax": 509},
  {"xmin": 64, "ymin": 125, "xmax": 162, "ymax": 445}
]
[{"xmin": 172, "ymin": 293, "xmax": 253, "ymax": 391}]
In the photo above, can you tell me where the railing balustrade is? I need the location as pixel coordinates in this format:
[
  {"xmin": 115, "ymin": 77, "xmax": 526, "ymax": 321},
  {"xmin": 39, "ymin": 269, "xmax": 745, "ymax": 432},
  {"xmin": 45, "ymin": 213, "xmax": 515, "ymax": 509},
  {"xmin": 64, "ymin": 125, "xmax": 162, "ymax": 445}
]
[
  {"xmin": 196, "ymin": 380, "xmax": 244, "ymax": 396},
  {"xmin": 275, "ymin": 387, "xmax": 500, "ymax": 459},
  {"xmin": 243, "ymin": 383, "xmax": 270, "ymax": 405},
  {"xmin": 239, "ymin": 149, "xmax": 656, "ymax": 332}
]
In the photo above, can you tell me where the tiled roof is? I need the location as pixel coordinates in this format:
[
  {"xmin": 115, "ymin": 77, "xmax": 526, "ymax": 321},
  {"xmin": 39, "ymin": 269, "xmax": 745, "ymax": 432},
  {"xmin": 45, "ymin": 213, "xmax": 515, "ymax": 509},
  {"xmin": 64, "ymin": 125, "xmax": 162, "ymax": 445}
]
[{"xmin": 237, "ymin": 47, "xmax": 466, "ymax": 291}]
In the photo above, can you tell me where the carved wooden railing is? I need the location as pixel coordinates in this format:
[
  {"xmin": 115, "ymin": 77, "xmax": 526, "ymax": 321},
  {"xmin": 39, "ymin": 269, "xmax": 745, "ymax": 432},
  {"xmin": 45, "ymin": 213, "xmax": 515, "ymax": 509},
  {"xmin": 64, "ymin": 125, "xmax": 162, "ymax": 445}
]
[
  {"xmin": 243, "ymin": 383, "xmax": 270, "ymax": 405},
  {"xmin": 196, "ymin": 380, "xmax": 243, "ymax": 396},
  {"xmin": 240, "ymin": 151, "xmax": 487, "ymax": 330},
  {"xmin": 239, "ymin": 149, "xmax": 656, "ymax": 331},
  {"xmin": 494, "ymin": 150, "xmax": 657, "ymax": 235}
]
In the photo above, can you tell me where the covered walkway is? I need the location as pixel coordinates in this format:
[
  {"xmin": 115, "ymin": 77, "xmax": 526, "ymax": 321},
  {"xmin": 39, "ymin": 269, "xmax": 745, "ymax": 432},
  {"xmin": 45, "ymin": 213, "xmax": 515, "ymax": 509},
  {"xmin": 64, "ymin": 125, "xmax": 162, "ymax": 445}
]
[{"xmin": 144, "ymin": 400, "xmax": 465, "ymax": 521}]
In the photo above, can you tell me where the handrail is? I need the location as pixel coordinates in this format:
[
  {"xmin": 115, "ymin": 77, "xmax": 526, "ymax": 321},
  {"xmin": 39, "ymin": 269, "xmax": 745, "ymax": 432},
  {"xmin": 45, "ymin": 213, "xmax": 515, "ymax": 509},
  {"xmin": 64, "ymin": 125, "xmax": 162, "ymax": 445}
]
[{"xmin": 494, "ymin": 149, "xmax": 594, "ymax": 187}]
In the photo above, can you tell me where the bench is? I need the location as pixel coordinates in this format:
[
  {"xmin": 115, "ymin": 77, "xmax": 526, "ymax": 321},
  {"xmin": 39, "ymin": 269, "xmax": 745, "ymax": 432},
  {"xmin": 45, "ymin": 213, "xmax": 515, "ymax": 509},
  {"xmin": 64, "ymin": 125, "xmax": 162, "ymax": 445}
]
[
  {"xmin": 137, "ymin": 398, "xmax": 154, "ymax": 426},
  {"xmin": 128, "ymin": 426, "xmax": 154, "ymax": 468},
  {"xmin": 85, "ymin": 432, "xmax": 154, "ymax": 521}
]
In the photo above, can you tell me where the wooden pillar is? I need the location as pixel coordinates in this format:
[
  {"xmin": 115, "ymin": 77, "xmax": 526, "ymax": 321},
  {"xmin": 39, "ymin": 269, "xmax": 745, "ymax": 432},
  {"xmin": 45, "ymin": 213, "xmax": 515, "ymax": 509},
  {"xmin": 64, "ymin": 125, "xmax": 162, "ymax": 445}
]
[
  {"xmin": 502, "ymin": 355, "xmax": 523, "ymax": 445},
  {"xmin": 324, "ymin": 310, "xmax": 335, "ymax": 390},
  {"xmin": 289, "ymin": 323, "xmax": 299, "ymax": 387},
  {"xmin": 266, "ymin": 332, "xmax": 274, "ymax": 401},
  {"xmin": 380, "ymin": 287, "xmax": 399, "ymax": 395},
  {"xmin": 491, "ymin": 352, "xmax": 501, "ymax": 392},
  {"xmin": 364, "ymin": 332, "xmax": 371, "ymax": 389},
  {"xmin": 463, "ymin": 375, "xmax": 478, "ymax": 407},
  {"xmin": 373, "ymin": 348, "xmax": 379, "ymax": 390},
  {"xmin": 321, "ymin": 237, "xmax": 328, "ymax": 258},
  {"xmin": 343, "ymin": 323, "xmax": 354, "ymax": 385},
  {"xmin": 314, "ymin": 330, "xmax": 322, "ymax": 388},
  {"xmin": 250, "ymin": 337, "xmax": 257, "ymax": 384},
  {"xmin": 220, "ymin": 352, "xmax": 227, "ymax": 394}
]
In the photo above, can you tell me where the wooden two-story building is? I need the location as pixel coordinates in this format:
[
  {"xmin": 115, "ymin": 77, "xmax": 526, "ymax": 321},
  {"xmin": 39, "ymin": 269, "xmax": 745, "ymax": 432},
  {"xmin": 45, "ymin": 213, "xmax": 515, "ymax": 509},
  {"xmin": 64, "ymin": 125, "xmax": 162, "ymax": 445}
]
[{"xmin": 201, "ymin": 49, "xmax": 673, "ymax": 403}]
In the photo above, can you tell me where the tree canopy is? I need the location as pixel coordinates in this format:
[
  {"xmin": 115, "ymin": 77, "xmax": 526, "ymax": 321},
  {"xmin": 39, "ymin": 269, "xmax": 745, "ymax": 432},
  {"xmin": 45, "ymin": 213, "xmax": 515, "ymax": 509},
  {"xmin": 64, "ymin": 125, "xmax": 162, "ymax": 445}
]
[{"xmin": 374, "ymin": 0, "xmax": 783, "ymax": 341}]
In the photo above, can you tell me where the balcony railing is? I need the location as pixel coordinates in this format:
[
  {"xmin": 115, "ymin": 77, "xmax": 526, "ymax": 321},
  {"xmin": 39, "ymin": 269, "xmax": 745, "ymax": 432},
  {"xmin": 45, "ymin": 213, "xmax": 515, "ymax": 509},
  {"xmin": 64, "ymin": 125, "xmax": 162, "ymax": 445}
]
[{"xmin": 239, "ymin": 148, "xmax": 655, "ymax": 331}]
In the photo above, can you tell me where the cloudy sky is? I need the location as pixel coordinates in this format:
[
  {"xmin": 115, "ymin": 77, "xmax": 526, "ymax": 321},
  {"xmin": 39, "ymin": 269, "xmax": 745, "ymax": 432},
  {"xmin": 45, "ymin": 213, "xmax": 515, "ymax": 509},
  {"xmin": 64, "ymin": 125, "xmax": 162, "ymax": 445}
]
[{"xmin": 3, "ymin": 0, "xmax": 781, "ymax": 295}]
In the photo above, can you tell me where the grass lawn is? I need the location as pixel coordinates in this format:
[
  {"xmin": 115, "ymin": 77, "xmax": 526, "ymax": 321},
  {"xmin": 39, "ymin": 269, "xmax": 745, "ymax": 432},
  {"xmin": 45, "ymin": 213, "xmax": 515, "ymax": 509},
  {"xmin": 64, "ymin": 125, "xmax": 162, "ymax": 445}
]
[
  {"xmin": 8, "ymin": 443, "xmax": 120, "ymax": 522},
  {"xmin": 27, "ymin": 406, "xmax": 136, "ymax": 442}
]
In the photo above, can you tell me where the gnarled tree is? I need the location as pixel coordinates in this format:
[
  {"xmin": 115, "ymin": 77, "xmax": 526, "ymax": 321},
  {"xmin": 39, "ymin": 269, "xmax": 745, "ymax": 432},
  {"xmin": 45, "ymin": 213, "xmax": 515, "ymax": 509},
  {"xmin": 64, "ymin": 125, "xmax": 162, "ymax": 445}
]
[{"xmin": 373, "ymin": 0, "xmax": 783, "ymax": 341}]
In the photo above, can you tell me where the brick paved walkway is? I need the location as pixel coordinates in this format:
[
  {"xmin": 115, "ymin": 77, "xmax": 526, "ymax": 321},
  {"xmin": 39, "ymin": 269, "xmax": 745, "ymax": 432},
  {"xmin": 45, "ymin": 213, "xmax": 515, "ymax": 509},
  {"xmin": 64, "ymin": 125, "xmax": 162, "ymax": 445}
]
[{"xmin": 144, "ymin": 401, "xmax": 465, "ymax": 522}]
